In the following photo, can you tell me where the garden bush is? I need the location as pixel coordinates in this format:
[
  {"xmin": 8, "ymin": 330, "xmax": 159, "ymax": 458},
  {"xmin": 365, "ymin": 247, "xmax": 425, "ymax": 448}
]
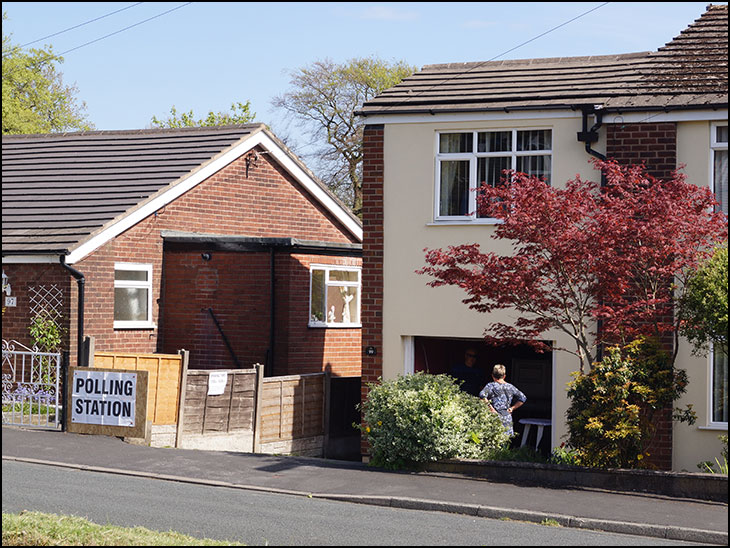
[
  {"xmin": 358, "ymin": 372, "xmax": 510, "ymax": 469},
  {"xmin": 565, "ymin": 337, "xmax": 693, "ymax": 469}
]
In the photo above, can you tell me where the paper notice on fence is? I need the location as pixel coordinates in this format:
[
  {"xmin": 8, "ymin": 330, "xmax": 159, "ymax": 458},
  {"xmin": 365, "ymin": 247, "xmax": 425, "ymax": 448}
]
[
  {"xmin": 71, "ymin": 369, "xmax": 136, "ymax": 427},
  {"xmin": 207, "ymin": 371, "xmax": 228, "ymax": 396}
]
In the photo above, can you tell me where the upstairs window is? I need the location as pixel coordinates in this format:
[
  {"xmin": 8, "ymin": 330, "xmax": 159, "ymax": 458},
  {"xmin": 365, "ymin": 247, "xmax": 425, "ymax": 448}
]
[
  {"xmin": 114, "ymin": 263, "xmax": 153, "ymax": 329},
  {"xmin": 309, "ymin": 266, "xmax": 361, "ymax": 327},
  {"xmin": 436, "ymin": 129, "xmax": 552, "ymax": 221},
  {"xmin": 712, "ymin": 123, "xmax": 728, "ymax": 216}
]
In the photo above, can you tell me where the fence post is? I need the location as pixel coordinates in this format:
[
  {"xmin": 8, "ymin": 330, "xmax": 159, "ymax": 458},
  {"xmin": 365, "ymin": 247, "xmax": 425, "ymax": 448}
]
[
  {"xmin": 175, "ymin": 350, "xmax": 189, "ymax": 448},
  {"xmin": 253, "ymin": 363, "xmax": 264, "ymax": 453},
  {"xmin": 82, "ymin": 336, "xmax": 95, "ymax": 367}
]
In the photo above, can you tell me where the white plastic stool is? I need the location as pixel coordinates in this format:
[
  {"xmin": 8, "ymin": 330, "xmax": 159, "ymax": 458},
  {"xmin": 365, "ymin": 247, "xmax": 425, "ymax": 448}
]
[{"xmin": 519, "ymin": 418, "xmax": 551, "ymax": 449}]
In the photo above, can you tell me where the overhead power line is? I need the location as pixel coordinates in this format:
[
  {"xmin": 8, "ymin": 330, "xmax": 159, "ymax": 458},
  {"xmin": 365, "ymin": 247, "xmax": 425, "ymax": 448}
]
[
  {"xmin": 18, "ymin": 3, "xmax": 145, "ymax": 49},
  {"xmin": 58, "ymin": 2, "xmax": 193, "ymax": 56}
]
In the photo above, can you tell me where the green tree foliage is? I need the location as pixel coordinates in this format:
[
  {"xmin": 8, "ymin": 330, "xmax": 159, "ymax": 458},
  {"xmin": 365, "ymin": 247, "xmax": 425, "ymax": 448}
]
[
  {"xmin": 358, "ymin": 372, "xmax": 510, "ymax": 469},
  {"xmin": 565, "ymin": 338, "xmax": 693, "ymax": 469},
  {"xmin": 273, "ymin": 56, "xmax": 416, "ymax": 216},
  {"xmin": 150, "ymin": 101, "xmax": 256, "ymax": 129},
  {"xmin": 679, "ymin": 242, "xmax": 728, "ymax": 356},
  {"xmin": 2, "ymin": 14, "xmax": 92, "ymax": 135}
]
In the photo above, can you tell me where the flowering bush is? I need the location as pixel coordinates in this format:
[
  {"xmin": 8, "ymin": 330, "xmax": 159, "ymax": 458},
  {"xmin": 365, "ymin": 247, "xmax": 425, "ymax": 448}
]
[
  {"xmin": 358, "ymin": 372, "xmax": 510, "ymax": 468},
  {"xmin": 565, "ymin": 338, "xmax": 693, "ymax": 469}
]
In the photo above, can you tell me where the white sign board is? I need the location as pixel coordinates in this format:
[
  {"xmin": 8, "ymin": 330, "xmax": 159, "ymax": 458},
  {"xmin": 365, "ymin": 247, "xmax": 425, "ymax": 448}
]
[
  {"xmin": 71, "ymin": 369, "xmax": 137, "ymax": 427},
  {"xmin": 207, "ymin": 371, "xmax": 228, "ymax": 396}
]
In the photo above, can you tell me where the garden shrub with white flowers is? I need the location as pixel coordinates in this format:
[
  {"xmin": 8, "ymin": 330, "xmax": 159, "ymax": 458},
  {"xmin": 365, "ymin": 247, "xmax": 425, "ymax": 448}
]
[{"xmin": 358, "ymin": 372, "xmax": 510, "ymax": 469}]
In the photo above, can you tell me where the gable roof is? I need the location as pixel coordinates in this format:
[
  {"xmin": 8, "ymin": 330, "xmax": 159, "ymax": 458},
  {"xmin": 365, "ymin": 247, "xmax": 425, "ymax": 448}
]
[
  {"xmin": 2, "ymin": 124, "xmax": 362, "ymax": 261},
  {"xmin": 358, "ymin": 4, "xmax": 728, "ymax": 116}
]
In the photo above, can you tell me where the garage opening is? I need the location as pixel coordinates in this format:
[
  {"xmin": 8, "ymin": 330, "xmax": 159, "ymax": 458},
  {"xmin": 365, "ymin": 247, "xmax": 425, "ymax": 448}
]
[{"xmin": 412, "ymin": 336, "xmax": 553, "ymax": 454}]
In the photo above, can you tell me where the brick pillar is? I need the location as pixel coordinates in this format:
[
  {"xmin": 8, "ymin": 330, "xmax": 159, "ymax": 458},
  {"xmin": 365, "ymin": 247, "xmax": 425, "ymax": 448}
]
[
  {"xmin": 360, "ymin": 124, "xmax": 385, "ymax": 457},
  {"xmin": 605, "ymin": 122, "xmax": 678, "ymax": 470}
]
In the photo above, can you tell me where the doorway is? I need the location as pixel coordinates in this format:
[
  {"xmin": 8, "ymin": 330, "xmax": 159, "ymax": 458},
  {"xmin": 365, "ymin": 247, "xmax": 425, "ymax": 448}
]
[{"xmin": 412, "ymin": 336, "xmax": 553, "ymax": 453}]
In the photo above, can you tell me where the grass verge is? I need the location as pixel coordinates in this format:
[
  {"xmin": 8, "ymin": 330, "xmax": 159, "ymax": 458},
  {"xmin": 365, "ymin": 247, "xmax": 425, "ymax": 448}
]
[{"xmin": 2, "ymin": 511, "xmax": 244, "ymax": 546}]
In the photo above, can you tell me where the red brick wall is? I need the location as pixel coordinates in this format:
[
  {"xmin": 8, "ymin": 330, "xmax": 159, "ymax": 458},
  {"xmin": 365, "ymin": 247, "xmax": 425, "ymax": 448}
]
[
  {"xmin": 606, "ymin": 122, "xmax": 678, "ymax": 471},
  {"xmin": 160, "ymin": 249, "xmax": 361, "ymax": 376},
  {"xmin": 9, "ymin": 147, "xmax": 361, "ymax": 374},
  {"xmin": 1, "ymin": 264, "xmax": 71, "ymax": 351},
  {"xmin": 360, "ymin": 124, "xmax": 385, "ymax": 454},
  {"xmin": 606, "ymin": 122, "xmax": 677, "ymax": 180}
]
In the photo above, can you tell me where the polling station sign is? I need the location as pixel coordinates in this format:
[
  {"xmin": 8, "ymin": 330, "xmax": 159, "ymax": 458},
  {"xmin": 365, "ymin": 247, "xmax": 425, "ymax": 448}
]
[
  {"xmin": 67, "ymin": 367, "xmax": 148, "ymax": 438},
  {"xmin": 72, "ymin": 369, "xmax": 137, "ymax": 426}
]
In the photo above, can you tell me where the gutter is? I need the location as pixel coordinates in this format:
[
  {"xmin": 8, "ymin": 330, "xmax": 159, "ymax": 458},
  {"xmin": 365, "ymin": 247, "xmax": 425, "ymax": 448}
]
[{"xmin": 60, "ymin": 256, "xmax": 86, "ymax": 367}]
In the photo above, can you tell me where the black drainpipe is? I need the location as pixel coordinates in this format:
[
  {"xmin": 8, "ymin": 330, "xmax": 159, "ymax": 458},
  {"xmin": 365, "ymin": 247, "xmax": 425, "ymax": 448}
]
[
  {"xmin": 60, "ymin": 255, "xmax": 85, "ymax": 367},
  {"xmin": 267, "ymin": 246, "xmax": 276, "ymax": 377},
  {"xmin": 578, "ymin": 105, "xmax": 606, "ymax": 161}
]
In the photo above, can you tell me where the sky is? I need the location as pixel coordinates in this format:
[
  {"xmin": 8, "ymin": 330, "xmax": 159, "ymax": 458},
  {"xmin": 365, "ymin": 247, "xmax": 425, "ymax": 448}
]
[{"xmin": 2, "ymin": 2, "xmax": 722, "ymax": 152}]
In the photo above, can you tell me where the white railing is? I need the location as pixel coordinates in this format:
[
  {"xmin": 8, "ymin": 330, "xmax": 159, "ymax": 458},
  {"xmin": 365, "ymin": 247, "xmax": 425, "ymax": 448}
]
[{"xmin": 2, "ymin": 339, "xmax": 62, "ymax": 429}]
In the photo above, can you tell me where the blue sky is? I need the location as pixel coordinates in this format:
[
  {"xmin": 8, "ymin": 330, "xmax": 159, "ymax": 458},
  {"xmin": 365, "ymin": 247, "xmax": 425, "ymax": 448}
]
[{"xmin": 2, "ymin": 2, "xmax": 721, "ymax": 150}]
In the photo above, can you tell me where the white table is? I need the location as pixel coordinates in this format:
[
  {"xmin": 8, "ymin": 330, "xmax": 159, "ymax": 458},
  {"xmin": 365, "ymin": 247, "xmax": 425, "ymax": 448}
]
[{"xmin": 519, "ymin": 418, "xmax": 551, "ymax": 449}]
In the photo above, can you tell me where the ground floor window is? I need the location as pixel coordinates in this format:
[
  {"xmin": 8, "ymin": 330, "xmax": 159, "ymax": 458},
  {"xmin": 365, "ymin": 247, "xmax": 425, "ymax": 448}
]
[
  {"xmin": 114, "ymin": 263, "xmax": 153, "ymax": 328},
  {"xmin": 309, "ymin": 266, "xmax": 361, "ymax": 327},
  {"xmin": 711, "ymin": 347, "xmax": 728, "ymax": 425}
]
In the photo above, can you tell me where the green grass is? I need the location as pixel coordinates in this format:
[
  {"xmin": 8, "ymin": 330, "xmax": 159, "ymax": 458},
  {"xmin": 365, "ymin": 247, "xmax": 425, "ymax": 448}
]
[{"xmin": 2, "ymin": 511, "xmax": 244, "ymax": 546}]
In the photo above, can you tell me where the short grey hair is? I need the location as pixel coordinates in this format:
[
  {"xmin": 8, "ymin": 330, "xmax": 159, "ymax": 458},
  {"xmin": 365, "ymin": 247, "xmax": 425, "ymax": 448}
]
[{"xmin": 492, "ymin": 364, "xmax": 506, "ymax": 379}]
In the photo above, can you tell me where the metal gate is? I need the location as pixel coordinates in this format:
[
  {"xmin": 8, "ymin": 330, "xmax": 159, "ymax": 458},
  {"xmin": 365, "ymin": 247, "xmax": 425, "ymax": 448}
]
[{"xmin": 2, "ymin": 339, "xmax": 62, "ymax": 429}]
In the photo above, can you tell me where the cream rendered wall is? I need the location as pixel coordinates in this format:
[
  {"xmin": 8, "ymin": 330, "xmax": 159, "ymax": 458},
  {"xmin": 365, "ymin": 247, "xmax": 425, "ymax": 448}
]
[
  {"xmin": 673, "ymin": 120, "xmax": 727, "ymax": 472},
  {"xmin": 380, "ymin": 113, "xmax": 604, "ymax": 451}
]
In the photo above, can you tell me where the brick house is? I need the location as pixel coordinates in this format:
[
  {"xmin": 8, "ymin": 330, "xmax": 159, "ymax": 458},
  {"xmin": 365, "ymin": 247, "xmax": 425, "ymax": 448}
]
[
  {"xmin": 357, "ymin": 5, "xmax": 727, "ymax": 470},
  {"xmin": 2, "ymin": 125, "xmax": 363, "ymax": 381}
]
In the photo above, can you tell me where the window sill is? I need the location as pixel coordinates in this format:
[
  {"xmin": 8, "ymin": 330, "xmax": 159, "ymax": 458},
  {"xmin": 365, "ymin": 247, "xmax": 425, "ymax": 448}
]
[
  {"xmin": 428, "ymin": 218, "xmax": 504, "ymax": 226},
  {"xmin": 113, "ymin": 322, "xmax": 157, "ymax": 330},
  {"xmin": 698, "ymin": 424, "xmax": 728, "ymax": 431},
  {"xmin": 309, "ymin": 323, "xmax": 362, "ymax": 329}
]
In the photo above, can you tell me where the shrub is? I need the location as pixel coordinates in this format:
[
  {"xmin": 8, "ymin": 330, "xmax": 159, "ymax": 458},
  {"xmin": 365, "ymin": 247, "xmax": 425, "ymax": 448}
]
[
  {"xmin": 565, "ymin": 338, "xmax": 694, "ymax": 469},
  {"xmin": 358, "ymin": 372, "xmax": 510, "ymax": 469}
]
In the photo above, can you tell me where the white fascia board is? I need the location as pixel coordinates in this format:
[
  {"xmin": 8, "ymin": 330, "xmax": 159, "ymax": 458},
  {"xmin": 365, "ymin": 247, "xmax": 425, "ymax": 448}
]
[
  {"xmin": 2, "ymin": 255, "xmax": 60, "ymax": 264},
  {"xmin": 363, "ymin": 108, "xmax": 728, "ymax": 126},
  {"xmin": 65, "ymin": 131, "xmax": 361, "ymax": 265},
  {"xmin": 256, "ymin": 132, "xmax": 363, "ymax": 242}
]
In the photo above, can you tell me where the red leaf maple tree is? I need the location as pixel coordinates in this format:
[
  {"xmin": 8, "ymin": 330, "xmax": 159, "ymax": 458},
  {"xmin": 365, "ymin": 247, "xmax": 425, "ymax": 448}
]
[{"xmin": 419, "ymin": 159, "xmax": 727, "ymax": 373}]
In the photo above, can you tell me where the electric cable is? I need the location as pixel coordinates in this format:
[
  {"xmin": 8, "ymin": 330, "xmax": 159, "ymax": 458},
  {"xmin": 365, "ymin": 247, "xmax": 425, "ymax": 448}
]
[
  {"xmin": 58, "ymin": 2, "xmax": 193, "ymax": 56},
  {"xmin": 18, "ymin": 3, "xmax": 144, "ymax": 49}
]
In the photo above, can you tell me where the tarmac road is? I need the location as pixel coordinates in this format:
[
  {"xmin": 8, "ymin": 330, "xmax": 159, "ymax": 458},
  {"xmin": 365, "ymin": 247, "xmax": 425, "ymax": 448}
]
[
  {"xmin": 1, "ymin": 460, "xmax": 710, "ymax": 546},
  {"xmin": 2, "ymin": 426, "xmax": 727, "ymax": 545}
]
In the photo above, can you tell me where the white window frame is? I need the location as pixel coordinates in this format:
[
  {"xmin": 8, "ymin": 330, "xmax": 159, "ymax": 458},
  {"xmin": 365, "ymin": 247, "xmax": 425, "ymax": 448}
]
[
  {"xmin": 308, "ymin": 265, "xmax": 361, "ymax": 328},
  {"xmin": 707, "ymin": 344, "xmax": 728, "ymax": 429},
  {"xmin": 710, "ymin": 122, "xmax": 728, "ymax": 216},
  {"xmin": 434, "ymin": 128, "xmax": 553, "ymax": 223},
  {"xmin": 113, "ymin": 263, "xmax": 154, "ymax": 329}
]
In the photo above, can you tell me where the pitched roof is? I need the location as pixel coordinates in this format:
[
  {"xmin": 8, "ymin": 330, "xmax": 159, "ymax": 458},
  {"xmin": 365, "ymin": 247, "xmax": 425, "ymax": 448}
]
[
  {"xmin": 358, "ymin": 4, "xmax": 728, "ymax": 116},
  {"xmin": 2, "ymin": 124, "xmax": 362, "ymax": 258}
]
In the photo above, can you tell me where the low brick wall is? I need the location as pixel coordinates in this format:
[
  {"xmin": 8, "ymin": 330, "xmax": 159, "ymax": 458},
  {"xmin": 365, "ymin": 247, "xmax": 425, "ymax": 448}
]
[{"xmin": 424, "ymin": 459, "xmax": 727, "ymax": 502}]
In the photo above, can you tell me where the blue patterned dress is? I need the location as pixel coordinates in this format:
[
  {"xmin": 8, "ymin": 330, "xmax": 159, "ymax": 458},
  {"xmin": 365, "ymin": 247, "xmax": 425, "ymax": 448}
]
[{"xmin": 479, "ymin": 381, "xmax": 526, "ymax": 435}]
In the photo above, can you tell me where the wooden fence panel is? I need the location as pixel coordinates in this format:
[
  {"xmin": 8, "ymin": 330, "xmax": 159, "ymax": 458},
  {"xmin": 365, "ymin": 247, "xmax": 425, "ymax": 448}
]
[
  {"xmin": 181, "ymin": 369, "xmax": 257, "ymax": 435},
  {"xmin": 93, "ymin": 351, "xmax": 183, "ymax": 425},
  {"xmin": 258, "ymin": 373, "xmax": 326, "ymax": 444}
]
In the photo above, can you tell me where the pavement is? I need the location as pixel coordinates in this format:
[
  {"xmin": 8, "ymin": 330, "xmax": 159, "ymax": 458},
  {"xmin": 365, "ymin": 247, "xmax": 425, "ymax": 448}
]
[{"xmin": 2, "ymin": 426, "xmax": 727, "ymax": 545}]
